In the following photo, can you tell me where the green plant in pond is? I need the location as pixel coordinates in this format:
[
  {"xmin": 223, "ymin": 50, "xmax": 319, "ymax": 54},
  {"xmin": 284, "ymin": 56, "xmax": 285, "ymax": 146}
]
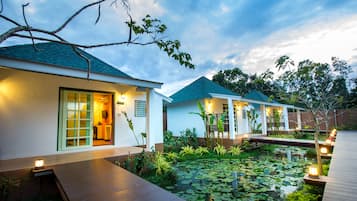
[
  {"xmin": 195, "ymin": 146, "xmax": 209, "ymax": 156},
  {"xmin": 153, "ymin": 152, "xmax": 171, "ymax": 175},
  {"xmin": 228, "ymin": 146, "xmax": 241, "ymax": 156},
  {"xmin": 122, "ymin": 111, "xmax": 140, "ymax": 145},
  {"xmin": 180, "ymin": 145, "xmax": 195, "ymax": 156},
  {"xmin": 213, "ymin": 144, "xmax": 227, "ymax": 156}
]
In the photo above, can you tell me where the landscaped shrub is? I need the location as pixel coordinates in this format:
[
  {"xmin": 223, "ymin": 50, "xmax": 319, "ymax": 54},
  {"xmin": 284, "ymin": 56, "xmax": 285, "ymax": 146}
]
[
  {"xmin": 180, "ymin": 145, "xmax": 195, "ymax": 156},
  {"xmin": 165, "ymin": 152, "xmax": 179, "ymax": 163},
  {"xmin": 178, "ymin": 128, "xmax": 199, "ymax": 148},
  {"xmin": 286, "ymin": 184, "xmax": 323, "ymax": 201},
  {"xmin": 195, "ymin": 146, "xmax": 209, "ymax": 156},
  {"xmin": 293, "ymin": 131, "xmax": 308, "ymax": 139},
  {"xmin": 213, "ymin": 144, "xmax": 227, "ymax": 156},
  {"xmin": 228, "ymin": 146, "xmax": 241, "ymax": 156}
]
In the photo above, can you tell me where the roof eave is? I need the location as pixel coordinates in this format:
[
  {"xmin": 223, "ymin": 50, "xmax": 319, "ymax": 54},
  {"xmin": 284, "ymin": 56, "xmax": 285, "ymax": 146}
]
[{"xmin": 0, "ymin": 57, "xmax": 162, "ymax": 89}]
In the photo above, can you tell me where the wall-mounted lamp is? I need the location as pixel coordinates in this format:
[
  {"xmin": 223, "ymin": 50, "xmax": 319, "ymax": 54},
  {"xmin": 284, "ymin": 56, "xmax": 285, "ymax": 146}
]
[
  {"xmin": 320, "ymin": 147, "xmax": 328, "ymax": 154},
  {"xmin": 117, "ymin": 94, "xmax": 126, "ymax": 105},
  {"xmin": 308, "ymin": 165, "xmax": 319, "ymax": 178},
  {"xmin": 34, "ymin": 159, "xmax": 44, "ymax": 170}
]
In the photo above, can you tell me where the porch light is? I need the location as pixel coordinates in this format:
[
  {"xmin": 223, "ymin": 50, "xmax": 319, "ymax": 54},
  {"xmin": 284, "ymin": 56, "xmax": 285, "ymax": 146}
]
[
  {"xmin": 308, "ymin": 165, "xmax": 319, "ymax": 178},
  {"xmin": 320, "ymin": 147, "xmax": 328, "ymax": 154},
  {"xmin": 34, "ymin": 159, "xmax": 44, "ymax": 169},
  {"xmin": 117, "ymin": 94, "xmax": 126, "ymax": 105}
]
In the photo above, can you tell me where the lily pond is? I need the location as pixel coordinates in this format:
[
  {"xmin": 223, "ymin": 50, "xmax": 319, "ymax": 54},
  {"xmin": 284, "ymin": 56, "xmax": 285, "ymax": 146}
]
[{"xmin": 165, "ymin": 146, "xmax": 310, "ymax": 201}]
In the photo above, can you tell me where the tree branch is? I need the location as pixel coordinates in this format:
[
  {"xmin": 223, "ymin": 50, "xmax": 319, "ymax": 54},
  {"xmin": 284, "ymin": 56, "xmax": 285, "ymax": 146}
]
[
  {"xmin": 52, "ymin": 0, "xmax": 105, "ymax": 33},
  {"xmin": 22, "ymin": 3, "xmax": 37, "ymax": 50}
]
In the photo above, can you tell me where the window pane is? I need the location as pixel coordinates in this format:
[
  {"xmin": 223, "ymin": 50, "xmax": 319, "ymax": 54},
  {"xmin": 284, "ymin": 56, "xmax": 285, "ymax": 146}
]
[
  {"xmin": 66, "ymin": 139, "xmax": 76, "ymax": 147},
  {"xmin": 66, "ymin": 120, "xmax": 77, "ymax": 129},
  {"xmin": 67, "ymin": 93, "xmax": 77, "ymax": 110},
  {"xmin": 66, "ymin": 129, "xmax": 76, "ymax": 137},
  {"xmin": 79, "ymin": 129, "xmax": 90, "ymax": 137},
  {"xmin": 67, "ymin": 111, "xmax": 77, "ymax": 119},
  {"xmin": 80, "ymin": 120, "xmax": 90, "ymax": 128}
]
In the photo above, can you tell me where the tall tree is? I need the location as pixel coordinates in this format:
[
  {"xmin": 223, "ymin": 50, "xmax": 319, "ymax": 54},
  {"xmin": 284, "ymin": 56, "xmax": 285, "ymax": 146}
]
[
  {"xmin": 276, "ymin": 56, "xmax": 352, "ymax": 175},
  {"xmin": 0, "ymin": 0, "xmax": 194, "ymax": 74}
]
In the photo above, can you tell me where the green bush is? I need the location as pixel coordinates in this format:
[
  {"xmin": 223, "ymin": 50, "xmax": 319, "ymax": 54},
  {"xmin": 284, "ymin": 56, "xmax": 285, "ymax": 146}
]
[
  {"xmin": 228, "ymin": 146, "xmax": 241, "ymax": 156},
  {"xmin": 213, "ymin": 144, "xmax": 227, "ymax": 156},
  {"xmin": 286, "ymin": 184, "xmax": 323, "ymax": 201},
  {"xmin": 179, "ymin": 128, "xmax": 199, "ymax": 148},
  {"xmin": 180, "ymin": 145, "xmax": 195, "ymax": 156},
  {"xmin": 293, "ymin": 131, "xmax": 308, "ymax": 139},
  {"xmin": 195, "ymin": 146, "xmax": 209, "ymax": 156}
]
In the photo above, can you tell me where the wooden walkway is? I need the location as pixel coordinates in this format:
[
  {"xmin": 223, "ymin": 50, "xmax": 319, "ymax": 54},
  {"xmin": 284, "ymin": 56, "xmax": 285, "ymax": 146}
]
[
  {"xmin": 248, "ymin": 135, "xmax": 331, "ymax": 148},
  {"xmin": 323, "ymin": 131, "xmax": 357, "ymax": 201},
  {"xmin": 0, "ymin": 147, "xmax": 146, "ymax": 172},
  {"xmin": 54, "ymin": 159, "xmax": 183, "ymax": 201}
]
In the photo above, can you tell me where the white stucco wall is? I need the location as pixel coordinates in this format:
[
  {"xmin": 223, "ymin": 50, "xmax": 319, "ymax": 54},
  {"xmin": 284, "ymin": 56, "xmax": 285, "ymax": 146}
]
[
  {"xmin": 167, "ymin": 100, "xmax": 205, "ymax": 137},
  {"xmin": 146, "ymin": 90, "xmax": 164, "ymax": 150},
  {"xmin": 0, "ymin": 68, "xmax": 161, "ymax": 160}
]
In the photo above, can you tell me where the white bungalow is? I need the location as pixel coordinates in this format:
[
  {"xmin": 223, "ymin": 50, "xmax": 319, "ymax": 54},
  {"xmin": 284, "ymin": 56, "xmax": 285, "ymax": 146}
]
[
  {"xmin": 167, "ymin": 76, "xmax": 302, "ymax": 144},
  {"xmin": 0, "ymin": 42, "xmax": 167, "ymax": 160}
]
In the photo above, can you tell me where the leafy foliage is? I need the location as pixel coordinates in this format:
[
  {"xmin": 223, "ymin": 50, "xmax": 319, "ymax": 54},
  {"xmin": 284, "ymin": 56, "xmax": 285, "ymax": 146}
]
[
  {"xmin": 286, "ymin": 184, "xmax": 323, "ymax": 201},
  {"xmin": 246, "ymin": 108, "xmax": 262, "ymax": 133},
  {"xmin": 213, "ymin": 144, "xmax": 227, "ymax": 156},
  {"xmin": 153, "ymin": 152, "xmax": 172, "ymax": 175},
  {"xmin": 122, "ymin": 111, "xmax": 140, "ymax": 145},
  {"xmin": 195, "ymin": 146, "xmax": 209, "ymax": 156},
  {"xmin": 180, "ymin": 145, "xmax": 195, "ymax": 156},
  {"xmin": 228, "ymin": 146, "xmax": 242, "ymax": 156}
]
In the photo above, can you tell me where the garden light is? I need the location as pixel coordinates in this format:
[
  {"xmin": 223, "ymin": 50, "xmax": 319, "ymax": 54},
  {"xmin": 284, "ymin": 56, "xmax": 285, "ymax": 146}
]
[
  {"xmin": 325, "ymin": 139, "xmax": 332, "ymax": 144},
  {"xmin": 34, "ymin": 159, "xmax": 44, "ymax": 169},
  {"xmin": 243, "ymin": 134, "xmax": 249, "ymax": 138},
  {"xmin": 308, "ymin": 165, "xmax": 319, "ymax": 178},
  {"xmin": 320, "ymin": 147, "xmax": 328, "ymax": 154}
]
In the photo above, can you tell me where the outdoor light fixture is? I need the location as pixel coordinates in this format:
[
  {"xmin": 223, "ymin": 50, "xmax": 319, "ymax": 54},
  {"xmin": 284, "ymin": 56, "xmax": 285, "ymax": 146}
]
[
  {"xmin": 34, "ymin": 159, "xmax": 44, "ymax": 170},
  {"xmin": 320, "ymin": 147, "xmax": 328, "ymax": 154},
  {"xmin": 117, "ymin": 94, "xmax": 126, "ymax": 105},
  {"xmin": 308, "ymin": 165, "xmax": 319, "ymax": 178},
  {"xmin": 325, "ymin": 138, "xmax": 332, "ymax": 144}
]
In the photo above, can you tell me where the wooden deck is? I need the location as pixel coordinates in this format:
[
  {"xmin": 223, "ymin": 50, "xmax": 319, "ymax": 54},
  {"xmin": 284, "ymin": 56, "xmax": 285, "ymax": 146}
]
[
  {"xmin": 54, "ymin": 159, "xmax": 183, "ymax": 201},
  {"xmin": 248, "ymin": 135, "xmax": 332, "ymax": 148},
  {"xmin": 0, "ymin": 146, "xmax": 146, "ymax": 172},
  {"xmin": 323, "ymin": 131, "xmax": 357, "ymax": 201}
]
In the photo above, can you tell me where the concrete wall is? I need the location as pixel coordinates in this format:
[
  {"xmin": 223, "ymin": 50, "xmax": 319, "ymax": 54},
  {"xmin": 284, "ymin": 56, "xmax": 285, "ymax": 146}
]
[
  {"xmin": 167, "ymin": 100, "xmax": 205, "ymax": 137},
  {"xmin": 0, "ymin": 68, "xmax": 162, "ymax": 159}
]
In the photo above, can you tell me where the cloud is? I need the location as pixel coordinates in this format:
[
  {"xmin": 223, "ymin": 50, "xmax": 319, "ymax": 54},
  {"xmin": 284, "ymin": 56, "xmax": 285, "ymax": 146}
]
[{"xmin": 239, "ymin": 14, "xmax": 357, "ymax": 75}]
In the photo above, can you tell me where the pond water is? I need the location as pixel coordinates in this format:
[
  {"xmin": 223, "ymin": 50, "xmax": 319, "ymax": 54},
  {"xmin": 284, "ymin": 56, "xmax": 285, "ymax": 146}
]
[{"xmin": 164, "ymin": 147, "xmax": 310, "ymax": 201}]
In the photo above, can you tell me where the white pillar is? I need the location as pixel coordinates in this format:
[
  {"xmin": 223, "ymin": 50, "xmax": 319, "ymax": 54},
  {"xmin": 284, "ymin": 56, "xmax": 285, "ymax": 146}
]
[
  {"xmin": 283, "ymin": 106, "xmax": 289, "ymax": 130},
  {"xmin": 297, "ymin": 109, "xmax": 302, "ymax": 130},
  {"xmin": 260, "ymin": 104, "xmax": 267, "ymax": 135},
  {"xmin": 228, "ymin": 98, "xmax": 236, "ymax": 139},
  {"xmin": 145, "ymin": 89, "xmax": 156, "ymax": 150}
]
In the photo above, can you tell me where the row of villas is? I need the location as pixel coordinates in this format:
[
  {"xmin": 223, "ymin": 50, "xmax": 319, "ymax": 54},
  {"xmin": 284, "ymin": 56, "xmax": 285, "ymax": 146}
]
[{"xmin": 0, "ymin": 42, "xmax": 302, "ymax": 160}]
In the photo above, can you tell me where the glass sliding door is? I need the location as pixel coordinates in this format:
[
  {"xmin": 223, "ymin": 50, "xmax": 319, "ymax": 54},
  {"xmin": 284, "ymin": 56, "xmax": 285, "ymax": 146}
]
[{"xmin": 59, "ymin": 90, "xmax": 93, "ymax": 150}]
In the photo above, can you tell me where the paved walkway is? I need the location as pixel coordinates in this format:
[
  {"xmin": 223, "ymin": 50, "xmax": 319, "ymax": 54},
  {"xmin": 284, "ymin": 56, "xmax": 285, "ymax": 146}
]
[
  {"xmin": 323, "ymin": 131, "xmax": 357, "ymax": 201},
  {"xmin": 0, "ymin": 146, "xmax": 145, "ymax": 172},
  {"xmin": 54, "ymin": 159, "xmax": 183, "ymax": 201}
]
